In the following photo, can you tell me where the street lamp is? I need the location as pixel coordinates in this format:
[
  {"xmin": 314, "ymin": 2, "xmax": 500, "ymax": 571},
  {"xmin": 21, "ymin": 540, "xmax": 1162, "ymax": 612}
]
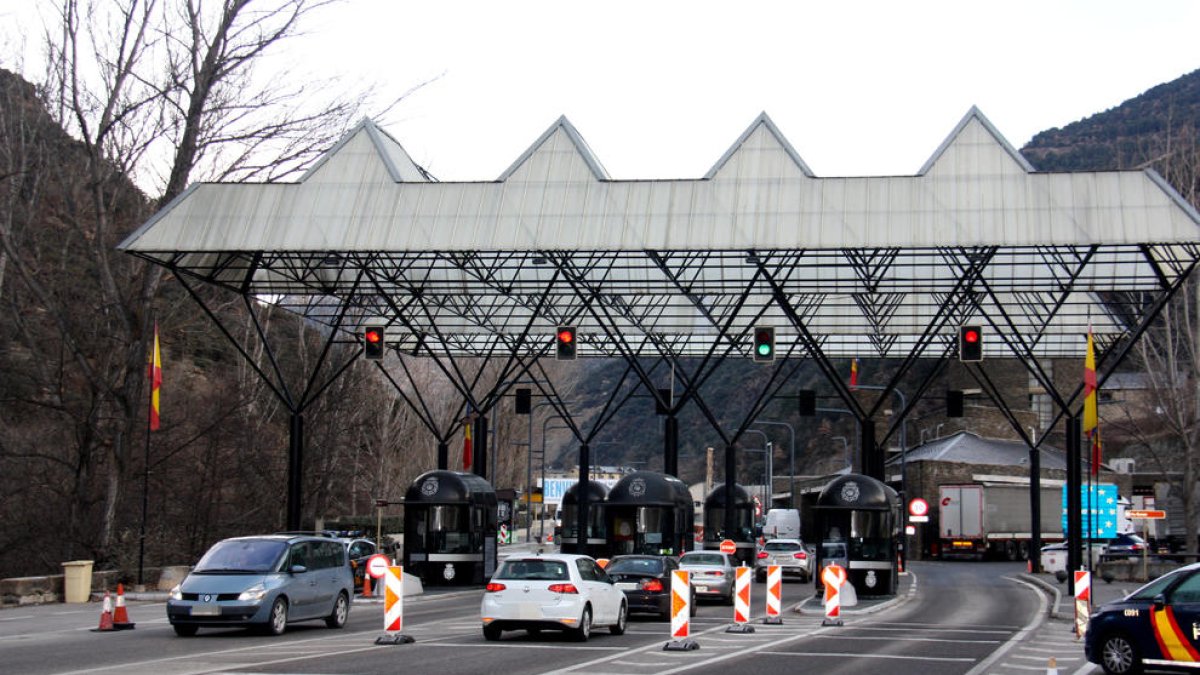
[
  {"xmin": 752, "ymin": 421, "xmax": 796, "ymax": 509},
  {"xmin": 743, "ymin": 428, "xmax": 773, "ymax": 515}
]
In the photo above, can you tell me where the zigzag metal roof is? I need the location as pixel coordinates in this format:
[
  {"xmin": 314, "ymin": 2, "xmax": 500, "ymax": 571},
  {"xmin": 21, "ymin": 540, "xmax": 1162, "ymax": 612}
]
[{"xmin": 118, "ymin": 108, "xmax": 1200, "ymax": 359}]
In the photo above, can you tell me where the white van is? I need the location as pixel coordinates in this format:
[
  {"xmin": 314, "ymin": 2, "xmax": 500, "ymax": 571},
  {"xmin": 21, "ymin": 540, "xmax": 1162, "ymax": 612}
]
[{"xmin": 763, "ymin": 509, "xmax": 801, "ymax": 540}]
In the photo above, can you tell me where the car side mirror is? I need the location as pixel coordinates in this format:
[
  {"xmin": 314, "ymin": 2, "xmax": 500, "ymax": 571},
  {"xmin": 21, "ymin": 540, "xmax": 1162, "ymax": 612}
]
[
  {"xmin": 1153, "ymin": 593, "xmax": 1166, "ymax": 609},
  {"xmin": 290, "ymin": 564, "xmax": 307, "ymax": 574}
]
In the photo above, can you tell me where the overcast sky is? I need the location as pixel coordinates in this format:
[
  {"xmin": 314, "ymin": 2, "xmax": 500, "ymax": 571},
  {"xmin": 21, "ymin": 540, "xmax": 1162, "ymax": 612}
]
[{"xmin": 7, "ymin": 1, "xmax": 1200, "ymax": 182}]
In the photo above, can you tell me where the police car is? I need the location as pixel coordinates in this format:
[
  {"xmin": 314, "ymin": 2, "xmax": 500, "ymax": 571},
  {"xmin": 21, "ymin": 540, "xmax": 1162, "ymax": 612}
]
[{"xmin": 1085, "ymin": 562, "xmax": 1200, "ymax": 674}]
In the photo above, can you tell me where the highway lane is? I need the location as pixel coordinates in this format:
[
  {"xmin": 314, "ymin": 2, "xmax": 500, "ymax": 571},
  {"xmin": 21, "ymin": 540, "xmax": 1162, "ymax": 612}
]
[{"xmin": 0, "ymin": 561, "xmax": 1044, "ymax": 675}]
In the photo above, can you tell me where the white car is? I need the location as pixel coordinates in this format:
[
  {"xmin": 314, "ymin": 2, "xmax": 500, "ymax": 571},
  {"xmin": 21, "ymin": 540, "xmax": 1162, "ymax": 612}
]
[
  {"xmin": 1040, "ymin": 541, "xmax": 1106, "ymax": 577},
  {"xmin": 480, "ymin": 553, "xmax": 627, "ymax": 641}
]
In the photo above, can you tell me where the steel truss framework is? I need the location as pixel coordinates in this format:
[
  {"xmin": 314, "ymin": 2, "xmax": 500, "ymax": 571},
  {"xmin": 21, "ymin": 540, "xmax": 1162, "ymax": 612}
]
[{"xmin": 121, "ymin": 112, "xmax": 1200, "ymax": 579}]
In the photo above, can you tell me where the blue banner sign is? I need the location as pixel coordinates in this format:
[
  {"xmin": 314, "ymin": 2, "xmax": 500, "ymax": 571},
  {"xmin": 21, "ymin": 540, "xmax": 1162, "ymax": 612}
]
[{"xmin": 1061, "ymin": 483, "xmax": 1118, "ymax": 539}]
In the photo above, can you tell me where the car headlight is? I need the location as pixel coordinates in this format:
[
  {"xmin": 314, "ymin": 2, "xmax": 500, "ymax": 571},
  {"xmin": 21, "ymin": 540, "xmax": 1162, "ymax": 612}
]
[
  {"xmin": 238, "ymin": 584, "xmax": 268, "ymax": 602},
  {"xmin": 169, "ymin": 584, "xmax": 182, "ymax": 601}
]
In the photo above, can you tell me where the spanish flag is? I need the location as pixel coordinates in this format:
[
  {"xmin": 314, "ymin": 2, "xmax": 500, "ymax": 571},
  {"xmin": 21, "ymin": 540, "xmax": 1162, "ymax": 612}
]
[
  {"xmin": 849, "ymin": 358, "xmax": 859, "ymax": 390},
  {"xmin": 1083, "ymin": 327, "xmax": 1098, "ymax": 475},
  {"xmin": 149, "ymin": 323, "xmax": 162, "ymax": 431},
  {"xmin": 462, "ymin": 420, "xmax": 473, "ymax": 470}
]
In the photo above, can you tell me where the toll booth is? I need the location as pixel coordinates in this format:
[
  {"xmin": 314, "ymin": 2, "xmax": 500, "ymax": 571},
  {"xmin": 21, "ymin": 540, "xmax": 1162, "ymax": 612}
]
[
  {"xmin": 402, "ymin": 470, "xmax": 498, "ymax": 586},
  {"xmin": 558, "ymin": 480, "xmax": 609, "ymax": 557},
  {"xmin": 604, "ymin": 471, "xmax": 694, "ymax": 557},
  {"xmin": 813, "ymin": 473, "xmax": 900, "ymax": 597},
  {"xmin": 702, "ymin": 483, "xmax": 756, "ymax": 565}
]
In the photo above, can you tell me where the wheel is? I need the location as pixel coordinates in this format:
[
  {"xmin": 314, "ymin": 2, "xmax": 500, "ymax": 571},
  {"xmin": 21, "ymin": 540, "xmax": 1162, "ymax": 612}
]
[
  {"xmin": 610, "ymin": 602, "xmax": 627, "ymax": 635},
  {"xmin": 172, "ymin": 624, "xmax": 198, "ymax": 637},
  {"xmin": 483, "ymin": 624, "xmax": 502, "ymax": 641},
  {"xmin": 571, "ymin": 606, "xmax": 592, "ymax": 642},
  {"xmin": 1099, "ymin": 632, "xmax": 1141, "ymax": 674},
  {"xmin": 755, "ymin": 570, "xmax": 765, "ymax": 583},
  {"xmin": 724, "ymin": 591, "xmax": 735, "ymax": 606},
  {"xmin": 690, "ymin": 592, "xmax": 697, "ymax": 617},
  {"xmin": 325, "ymin": 592, "xmax": 349, "ymax": 629},
  {"xmin": 265, "ymin": 597, "xmax": 288, "ymax": 636}
]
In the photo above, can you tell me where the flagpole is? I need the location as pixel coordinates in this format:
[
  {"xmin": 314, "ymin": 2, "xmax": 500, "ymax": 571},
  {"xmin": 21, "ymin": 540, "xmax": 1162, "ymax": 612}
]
[{"xmin": 137, "ymin": 319, "xmax": 156, "ymax": 588}]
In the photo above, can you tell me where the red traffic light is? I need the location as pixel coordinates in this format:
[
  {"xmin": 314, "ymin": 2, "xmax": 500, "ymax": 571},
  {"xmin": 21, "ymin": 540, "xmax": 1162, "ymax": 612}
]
[
  {"xmin": 365, "ymin": 329, "xmax": 383, "ymax": 344},
  {"xmin": 555, "ymin": 326, "xmax": 577, "ymax": 361},
  {"xmin": 963, "ymin": 329, "xmax": 979, "ymax": 344},
  {"xmin": 557, "ymin": 329, "xmax": 574, "ymax": 344}
]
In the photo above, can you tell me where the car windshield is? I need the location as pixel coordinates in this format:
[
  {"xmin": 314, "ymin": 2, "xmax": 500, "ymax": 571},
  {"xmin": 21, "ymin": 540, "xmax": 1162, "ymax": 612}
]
[
  {"xmin": 1127, "ymin": 568, "xmax": 1192, "ymax": 602},
  {"xmin": 194, "ymin": 539, "xmax": 286, "ymax": 573},
  {"xmin": 494, "ymin": 559, "xmax": 570, "ymax": 581},
  {"xmin": 764, "ymin": 542, "xmax": 802, "ymax": 552},
  {"xmin": 680, "ymin": 553, "xmax": 725, "ymax": 566},
  {"xmin": 606, "ymin": 558, "xmax": 665, "ymax": 575}
]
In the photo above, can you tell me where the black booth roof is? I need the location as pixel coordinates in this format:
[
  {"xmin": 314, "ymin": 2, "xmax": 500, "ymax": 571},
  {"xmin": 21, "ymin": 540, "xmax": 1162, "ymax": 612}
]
[
  {"xmin": 562, "ymin": 479, "xmax": 610, "ymax": 504},
  {"xmin": 606, "ymin": 471, "xmax": 692, "ymax": 507},
  {"xmin": 815, "ymin": 474, "xmax": 898, "ymax": 511},
  {"xmin": 704, "ymin": 483, "xmax": 752, "ymax": 507},
  {"xmin": 405, "ymin": 470, "xmax": 497, "ymax": 506}
]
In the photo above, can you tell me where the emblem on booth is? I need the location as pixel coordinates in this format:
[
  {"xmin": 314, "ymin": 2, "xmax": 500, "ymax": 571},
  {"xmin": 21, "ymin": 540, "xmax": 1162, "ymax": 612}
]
[
  {"xmin": 840, "ymin": 481, "xmax": 860, "ymax": 504},
  {"xmin": 421, "ymin": 477, "xmax": 439, "ymax": 497},
  {"xmin": 865, "ymin": 570, "xmax": 877, "ymax": 588},
  {"xmin": 629, "ymin": 477, "xmax": 646, "ymax": 498},
  {"xmin": 443, "ymin": 563, "xmax": 456, "ymax": 580}
]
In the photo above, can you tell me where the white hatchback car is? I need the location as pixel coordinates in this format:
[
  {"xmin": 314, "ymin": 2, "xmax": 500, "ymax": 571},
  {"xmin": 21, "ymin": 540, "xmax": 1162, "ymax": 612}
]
[{"xmin": 481, "ymin": 553, "xmax": 627, "ymax": 641}]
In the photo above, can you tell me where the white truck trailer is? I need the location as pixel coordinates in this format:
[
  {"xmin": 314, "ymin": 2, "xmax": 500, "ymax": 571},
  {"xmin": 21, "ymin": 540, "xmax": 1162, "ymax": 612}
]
[{"xmin": 938, "ymin": 482, "xmax": 1064, "ymax": 560}]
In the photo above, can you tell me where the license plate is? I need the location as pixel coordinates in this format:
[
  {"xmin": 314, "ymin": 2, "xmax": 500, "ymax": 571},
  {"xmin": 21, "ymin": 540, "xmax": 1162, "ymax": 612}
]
[
  {"xmin": 697, "ymin": 587, "xmax": 717, "ymax": 594},
  {"xmin": 191, "ymin": 604, "xmax": 220, "ymax": 616},
  {"xmin": 616, "ymin": 582, "xmax": 637, "ymax": 591}
]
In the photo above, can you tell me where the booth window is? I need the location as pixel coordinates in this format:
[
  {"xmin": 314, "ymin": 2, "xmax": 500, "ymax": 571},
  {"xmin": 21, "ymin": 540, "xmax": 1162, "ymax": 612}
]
[{"xmin": 417, "ymin": 504, "xmax": 473, "ymax": 553}]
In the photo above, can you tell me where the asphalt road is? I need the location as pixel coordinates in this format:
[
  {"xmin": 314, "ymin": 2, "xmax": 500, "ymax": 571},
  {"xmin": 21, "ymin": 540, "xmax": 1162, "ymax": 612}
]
[{"xmin": 0, "ymin": 561, "xmax": 1049, "ymax": 675}]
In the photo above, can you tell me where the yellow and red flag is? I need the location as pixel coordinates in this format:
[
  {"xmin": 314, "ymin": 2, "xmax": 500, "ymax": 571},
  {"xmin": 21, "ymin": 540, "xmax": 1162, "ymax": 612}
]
[
  {"xmin": 849, "ymin": 358, "xmax": 859, "ymax": 390},
  {"xmin": 462, "ymin": 420, "xmax": 473, "ymax": 470},
  {"xmin": 149, "ymin": 322, "xmax": 162, "ymax": 431},
  {"xmin": 1083, "ymin": 327, "xmax": 1098, "ymax": 475}
]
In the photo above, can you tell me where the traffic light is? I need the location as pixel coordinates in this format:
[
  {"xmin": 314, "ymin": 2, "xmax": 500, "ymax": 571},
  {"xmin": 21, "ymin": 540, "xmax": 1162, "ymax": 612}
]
[
  {"xmin": 798, "ymin": 389, "xmax": 816, "ymax": 416},
  {"xmin": 363, "ymin": 325, "xmax": 386, "ymax": 360},
  {"xmin": 958, "ymin": 325, "xmax": 983, "ymax": 362},
  {"xmin": 753, "ymin": 326, "xmax": 775, "ymax": 362},
  {"xmin": 947, "ymin": 390, "xmax": 964, "ymax": 417},
  {"xmin": 555, "ymin": 326, "xmax": 577, "ymax": 361},
  {"xmin": 515, "ymin": 388, "xmax": 532, "ymax": 415}
]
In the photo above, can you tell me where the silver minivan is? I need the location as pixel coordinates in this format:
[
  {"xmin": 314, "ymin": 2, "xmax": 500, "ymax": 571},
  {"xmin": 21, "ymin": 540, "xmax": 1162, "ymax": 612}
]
[{"xmin": 167, "ymin": 534, "xmax": 354, "ymax": 636}]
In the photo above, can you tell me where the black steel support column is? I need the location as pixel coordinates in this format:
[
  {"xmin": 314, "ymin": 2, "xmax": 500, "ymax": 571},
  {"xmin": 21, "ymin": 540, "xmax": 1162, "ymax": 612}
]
[
  {"xmin": 437, "ymin": 442, "xmax": 449, "ymax": 471},
  {"xmin": 1066, "ymin": 416, "xmax": 1082, "ymax": 595},
  {"xmin": 1030, "ymin": 439, "xmax": 1042, "ymax": 572},
  {"xmin": 474, "ymin": 415, "xmax": 489, "ymax": 480},
  {"xmin": 287, "ymin": 412, "xmax": 304, "ymax": 530},
  {"xmin": 724, "ymin": 444, "xmax": 737, "ymax": 538},
  {"xmin": 574, "ymin": 442, "xmax": 590, "ymax": 555},
  {"xmin": 664, "ymin": 416, "xmax": 679, "ymax": 477},
  {"xmin": 861, "ymin": 420, "xmax": 880, "ymax": 480}
]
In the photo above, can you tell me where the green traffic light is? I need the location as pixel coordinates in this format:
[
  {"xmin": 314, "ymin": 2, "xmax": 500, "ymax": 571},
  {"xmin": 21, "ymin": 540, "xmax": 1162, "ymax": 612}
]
[{"xmin": 757, "ymin": 344, "xmax": 772, "ymax": 356}]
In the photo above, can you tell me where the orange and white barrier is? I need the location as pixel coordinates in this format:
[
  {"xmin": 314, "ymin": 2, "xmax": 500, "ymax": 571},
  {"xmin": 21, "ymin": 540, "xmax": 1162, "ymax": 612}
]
[
  {"xmin": 822, "ymin": 563, "xmax": 847, "ymax": 627},
  {"xmin": 663, "ymin": 569, "xmax": 699, "ymax": 651},
  {"xmin": 374, "ymin": 565, "xmax": 415, "ymax": 645},
  {"xmin": 764, "ymin": 565, "xmax": 782, "ymax": 624},
  {"xmin": 1074, "ymin": 571, "xmax": 1091, "ymax": 639},
  {"xmin": 725, "ymin": 566, "xmax": 755, "ymax": 633},
  {"xmin": 112, "ymin": 583, "xmax": 135, "ymax": 629}
]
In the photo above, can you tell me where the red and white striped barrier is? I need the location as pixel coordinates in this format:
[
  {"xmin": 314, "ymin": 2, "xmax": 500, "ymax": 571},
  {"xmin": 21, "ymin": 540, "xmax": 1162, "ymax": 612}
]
[
  {"xmin": 663, "ymin": 570, "xmax": 699, "ymax": 651},
  {"xmin": 1074, "ymin": 571, "xmax": 1091, "ymax": 639},
  {"xmin": 726, "ymin": 566, "xmax": 755, "ymax": 633},
  {"xmin": 764, "ymin": 565, "xmax": 782, "ymax": 624},
  {"xmin": 374, "ymin": 565, "xmax": 414, "ymax": 645},
  {"xmin": 822, "ymin": 564, "xmax": 847, "ymax": 627}
]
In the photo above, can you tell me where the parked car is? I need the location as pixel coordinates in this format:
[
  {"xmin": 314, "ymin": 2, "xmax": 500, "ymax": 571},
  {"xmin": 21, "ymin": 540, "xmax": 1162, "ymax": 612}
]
[
  {"xmin": 754, "ymin": 538, "xmax": 813, "ymax": 583},
  {"xmin": 167, "ymin": 534, "xmax": 353, "ymax": 636},
  {"xmin": 678, "ymin": 551, "xmax": 736, "ymax": 604},
  {"xmin": 480, "ymin": 553, "xmax": 626, "ymax": 641},
  {"xmin": 1085, "ymin": 562, "xmax": 1200, "ymax": 674},
  {"xmin": 604, "ymin": 554, "xmax": 693, "ymax": 620},
  {"xmin": 340, "ymin": 537, "xmax": 377, "ymax": 589},
  {"xmin": 1104, "ymin": 533, "xmax": 1150, "ymax": 560},
  {"xmin": 1040, "ymin": 541, "xmax": 1106, "ymax": 578}
]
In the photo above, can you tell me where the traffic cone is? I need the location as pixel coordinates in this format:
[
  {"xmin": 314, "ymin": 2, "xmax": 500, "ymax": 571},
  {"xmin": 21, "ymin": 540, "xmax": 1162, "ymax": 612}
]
[
  {"xmin": 1028, "ymin": 559, "xmax": 1033, "ymax": 573},
  {"xmin": 92, "ymin": 591, "xmax": 115, "ymax": 632},
  {"xmin": 362, "ymin": 572, "xmax": 372, "ymax": 598},
  {"xmin": 1046, "ymin": 656, "xmax": 1058, "ymax": 674},
  {"xmin": 112, "ymin": 583, "xmax": 135, "ymax": 629}
]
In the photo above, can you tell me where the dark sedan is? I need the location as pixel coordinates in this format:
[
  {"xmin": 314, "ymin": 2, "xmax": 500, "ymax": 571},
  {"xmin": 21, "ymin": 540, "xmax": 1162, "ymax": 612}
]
[{"xmin": 604, "ymin": 555, "xmax": 693, "ymax": 620}]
